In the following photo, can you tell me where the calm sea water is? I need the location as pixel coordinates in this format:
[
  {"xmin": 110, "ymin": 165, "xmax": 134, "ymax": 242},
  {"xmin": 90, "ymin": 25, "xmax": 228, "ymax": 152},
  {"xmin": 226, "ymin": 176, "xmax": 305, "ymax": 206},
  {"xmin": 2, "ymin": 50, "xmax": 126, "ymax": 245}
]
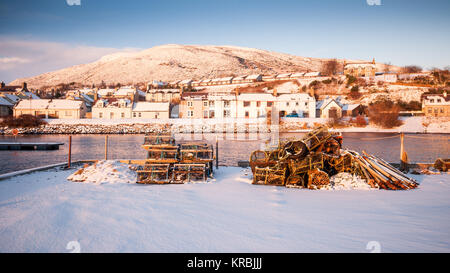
[{"xmin": 0, "ymin": 133, "xmax": 449, "ymax": 175}]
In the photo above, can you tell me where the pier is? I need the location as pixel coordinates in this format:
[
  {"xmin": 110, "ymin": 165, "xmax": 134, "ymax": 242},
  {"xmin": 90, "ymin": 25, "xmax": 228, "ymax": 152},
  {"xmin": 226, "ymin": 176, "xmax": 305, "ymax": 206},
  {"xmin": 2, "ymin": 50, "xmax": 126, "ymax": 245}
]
[{"xmin": 0, "ymin": 142, "xmax": 64, "ymax": 151}]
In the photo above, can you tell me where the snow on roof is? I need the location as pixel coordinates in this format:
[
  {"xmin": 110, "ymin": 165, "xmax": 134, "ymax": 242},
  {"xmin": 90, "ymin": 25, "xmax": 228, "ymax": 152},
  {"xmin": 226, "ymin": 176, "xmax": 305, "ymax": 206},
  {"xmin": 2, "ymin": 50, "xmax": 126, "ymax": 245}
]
[
  {"xmin": 15, "ymin": 99, "xmax": 83, "ymax": 110},
  {"xmin": 0, "ymin": 96, "xmax": 13, "ymax": 106},
  {"xmin": 2, "ymin": 94, "xmax": 20, "ymax": 103},
  {"xmin": 246, "ymin": 74, "xmax": 262, "ymax": 80},
  {"xmin": 304, "ymin": 72, "xmax": 321, "ymax": 77},
  {"xmin": 277, "ymin": 73, "xmax": 292, "ymax": 78},
  {"xmin": 132, "ymin": 102, "xmax": 169, "ymax": 112},
  {"xmin": 201, "ymin": 79, "xmax": 212, "ymax": 83},
  {"xmin": 342, "ymin": 104, "xmax": 360, "ymax": 111},
  {"xmin": 179, "ymin": 79, "xmax": 193, "ymax": 84},
  {"xmin": 232, "ymin": 76, "xmax": 246, "ymax": 81},
  {"xmin": 97, "ymin": 89, "xmax": 115, "ymax": 96},
  {"xmin": 238, "ymin": 92, "xmax": 275, "ymax": 101},
  {"xmin": 81, "ymin": 93, "xmax": 94, "ymax": 103},
  {"xmin": 277, "ymin": 93, "xmax": 313, "ymax": 101},
  {"xmin": 290, "ymin": 72, "xmax": 305, "ymax": 77},
  {"xmin": 115, "ymin": 88, "xmax": 136, "ymax": 96},
  {"xmin": 345, "ymin": 63, "xmax": 376, "ymax": 69}
]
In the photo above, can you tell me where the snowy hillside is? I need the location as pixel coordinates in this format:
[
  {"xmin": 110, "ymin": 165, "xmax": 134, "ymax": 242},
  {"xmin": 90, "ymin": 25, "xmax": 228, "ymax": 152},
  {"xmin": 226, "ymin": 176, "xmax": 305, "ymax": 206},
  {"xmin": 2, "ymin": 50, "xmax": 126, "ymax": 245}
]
[{"xmin": 10, "ymin": 44, "xmax": 382, "ymax": 88}]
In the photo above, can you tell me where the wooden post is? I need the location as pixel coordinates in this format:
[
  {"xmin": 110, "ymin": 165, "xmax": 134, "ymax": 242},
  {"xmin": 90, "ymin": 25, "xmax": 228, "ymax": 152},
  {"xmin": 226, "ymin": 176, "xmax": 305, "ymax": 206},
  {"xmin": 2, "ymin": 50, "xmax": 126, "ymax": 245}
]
[
  {"xmin": 215, "ymin": 136, "xmax": 219, "ymax": 170},
  {"xmin": 68, "ymin": 135, "xmax": 72, "ymax": 168},
  {"xmin": 104, "ymin": 135, "xmax": 108, "ymax": 160},
  {"xmin": 400, "ymin": 133, "xmax": 408, "ymax": 172}
]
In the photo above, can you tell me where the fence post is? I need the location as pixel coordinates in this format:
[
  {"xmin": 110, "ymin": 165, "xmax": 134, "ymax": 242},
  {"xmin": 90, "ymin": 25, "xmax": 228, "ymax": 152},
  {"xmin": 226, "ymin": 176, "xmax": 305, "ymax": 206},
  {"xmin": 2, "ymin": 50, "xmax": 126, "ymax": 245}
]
[
  {"xmin": 105, "ymin": 135, "xmax": 108, "ymax": 160},
  {"xmin": 68, "ymin": 135, "xmax": 72, "ymax": 168},
  {"xmin": 216, "ymin": 136, "xmax": 219, "ymax": 170}
]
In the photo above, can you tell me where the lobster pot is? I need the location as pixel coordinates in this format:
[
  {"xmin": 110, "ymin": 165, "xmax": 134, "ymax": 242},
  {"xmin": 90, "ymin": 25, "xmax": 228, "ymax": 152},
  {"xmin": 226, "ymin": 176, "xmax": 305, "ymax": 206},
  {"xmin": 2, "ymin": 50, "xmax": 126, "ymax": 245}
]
[
  {"xmin": 144, "ymin": 135, "xmax": 176, "ymax": 146},
  {"xmin": 253, "ymin": 166, "xmax": 287, "ymax": 186},
  {"xmin": 328, "ymin": 153, "xmax": 355, "ymax": 173},
  {"xmin": 288, "ymin": 152, "xmax": 325, "ymax": 175},
  {"xmin": 137, "ymin": 164, "xmax": 171, "ymax": 184},
  {"xmin": 172, "ymin": 164, "xmax": 207, "ymax": 182},
  {"xmin": 146, "ymin": 148, "xmax": 178, "ymax": 163}
]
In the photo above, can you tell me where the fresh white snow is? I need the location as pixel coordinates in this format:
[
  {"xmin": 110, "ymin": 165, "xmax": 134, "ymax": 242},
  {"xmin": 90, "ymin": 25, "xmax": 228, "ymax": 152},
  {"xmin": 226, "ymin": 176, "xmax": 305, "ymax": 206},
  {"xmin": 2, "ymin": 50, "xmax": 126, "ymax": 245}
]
[{"xmin": 0, "ymin": 165, "xmax": 449, "ymax": 252}]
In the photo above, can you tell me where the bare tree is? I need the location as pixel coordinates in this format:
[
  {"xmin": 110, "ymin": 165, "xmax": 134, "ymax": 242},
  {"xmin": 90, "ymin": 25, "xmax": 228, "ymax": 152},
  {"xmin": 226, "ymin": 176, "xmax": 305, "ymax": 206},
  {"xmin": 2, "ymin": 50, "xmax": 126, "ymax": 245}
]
[
  {"xmin": 401, "ymin": 65, "xmax": 422, "ymax": 73},
  {"xmin": 321, "ymin": 59, "xmax": 341, "ymax": 76},
  {"xmin": 383, "ymin": 62, "xmax": 391, "ymax": 73}
]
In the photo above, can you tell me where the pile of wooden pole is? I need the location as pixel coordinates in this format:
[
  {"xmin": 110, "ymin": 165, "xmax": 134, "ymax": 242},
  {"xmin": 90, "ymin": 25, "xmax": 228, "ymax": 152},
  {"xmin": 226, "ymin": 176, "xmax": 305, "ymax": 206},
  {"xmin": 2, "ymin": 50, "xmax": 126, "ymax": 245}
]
[{"xmin": 350, "ymin": 150, "xmax": 419, "ymax": 190}]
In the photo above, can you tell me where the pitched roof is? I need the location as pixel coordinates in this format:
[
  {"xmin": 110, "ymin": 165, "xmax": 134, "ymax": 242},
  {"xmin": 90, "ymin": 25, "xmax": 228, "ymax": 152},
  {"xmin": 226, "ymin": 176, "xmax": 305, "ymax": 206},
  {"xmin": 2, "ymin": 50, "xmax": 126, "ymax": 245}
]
[
  {"xmin": 0, "ymin": 97, "xmax": 13, "ymax": 106},
  {"xmin": 15, "ymin": 99, "xmax": 83, "ymax": 110}
]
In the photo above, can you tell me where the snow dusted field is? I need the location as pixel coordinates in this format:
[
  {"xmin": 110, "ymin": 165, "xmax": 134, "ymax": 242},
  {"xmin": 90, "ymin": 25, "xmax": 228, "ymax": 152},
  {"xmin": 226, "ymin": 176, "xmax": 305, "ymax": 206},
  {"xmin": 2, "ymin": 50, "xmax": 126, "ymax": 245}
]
[{"xmin": 0, "ymin": 165, "xmax": 449, "ymax": 253}]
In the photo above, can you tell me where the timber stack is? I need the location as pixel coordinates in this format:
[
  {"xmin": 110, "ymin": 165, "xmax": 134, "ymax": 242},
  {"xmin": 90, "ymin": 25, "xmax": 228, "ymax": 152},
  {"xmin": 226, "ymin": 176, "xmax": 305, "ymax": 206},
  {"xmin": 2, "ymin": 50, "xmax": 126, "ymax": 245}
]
[{"xmin": 249, "ymin": 125, "xmax": 418, "ymax": 190}]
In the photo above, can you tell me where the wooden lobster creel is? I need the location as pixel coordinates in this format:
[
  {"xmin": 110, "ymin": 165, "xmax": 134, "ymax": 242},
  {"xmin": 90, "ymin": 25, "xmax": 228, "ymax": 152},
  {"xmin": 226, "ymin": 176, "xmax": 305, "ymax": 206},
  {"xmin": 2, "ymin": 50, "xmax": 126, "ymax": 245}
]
[
  {"xmin": 142, "ymin": 134, "xmax": 177, "ymax": 151},
  {"xmin": 136, "ymin": 164, "xmax": 176, "ymax": 184},
  {"xmin": 179, "ymin": 143, "xmax": 214, "ymax": 161},
  {"xmin": 172, "ymin": 163, "xmax": 207, "ymax": 182},
  {"xmin": 145, "ymin": 148, "xmax": 179, "ymax": 163},
  {"xmin": 253, "ymin": 165, "xmax": 287, "ymax": 186}
]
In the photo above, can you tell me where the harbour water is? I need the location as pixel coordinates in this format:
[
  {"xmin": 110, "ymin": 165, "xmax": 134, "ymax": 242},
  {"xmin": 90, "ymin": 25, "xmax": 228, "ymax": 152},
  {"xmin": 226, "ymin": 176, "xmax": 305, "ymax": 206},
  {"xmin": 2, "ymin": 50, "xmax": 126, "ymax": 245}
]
[{"xmin": 0, "ymin": 133, "xmax": 449, "ymax": 175}]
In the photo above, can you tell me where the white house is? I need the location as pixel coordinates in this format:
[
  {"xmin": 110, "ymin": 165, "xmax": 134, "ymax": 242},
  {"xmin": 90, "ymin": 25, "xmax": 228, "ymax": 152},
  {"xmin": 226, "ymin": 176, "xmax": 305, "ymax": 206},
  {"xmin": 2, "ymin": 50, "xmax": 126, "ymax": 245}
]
[
  {"xmin": 92, "ymin": 99, "xmax": 133, "ymax": 119},
  {"xmin": 316, "ymin": 98, "xmax": 342, "ymax": 119},
  {"xmin": 132, "ymin": 102, "xmax": 169, "ymax": 119},
  {"xmin": 14, "ymin": 99, "xmax": 87, "ymax": 119}
]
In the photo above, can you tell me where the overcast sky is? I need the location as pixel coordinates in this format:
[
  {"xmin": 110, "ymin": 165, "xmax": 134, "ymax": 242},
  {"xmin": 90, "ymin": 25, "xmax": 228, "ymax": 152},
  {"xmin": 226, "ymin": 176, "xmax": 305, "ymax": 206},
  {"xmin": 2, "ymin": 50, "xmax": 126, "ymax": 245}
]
[{"xmin": 1, "ymin": 0, "xmax": 449, "ymax": 83}]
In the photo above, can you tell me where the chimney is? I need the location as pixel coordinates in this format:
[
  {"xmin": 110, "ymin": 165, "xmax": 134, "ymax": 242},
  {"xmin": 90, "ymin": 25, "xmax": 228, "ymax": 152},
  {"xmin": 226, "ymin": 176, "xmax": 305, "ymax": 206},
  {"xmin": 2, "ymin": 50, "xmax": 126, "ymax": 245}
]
[
  {"xmin": 94, "ymin": 90, "xmax": 98, "ymax": 101},
  {"xmin": 1, "ymin": 81, "xmax": 5, "ymax": 89},
  {"xmin": 273, "ymin": 88, "xmax": 277, "ymax": 97},
  {"xmin": 22, "ymin": 82, "xmax": 27, "ymax": 91},
  {"xmin": 444, "ymin": 91, "xmax": 447, "ymax": 98},
  {"xmin": 372, "ymin": 58, "xmax": 376, "ymax": 64}
]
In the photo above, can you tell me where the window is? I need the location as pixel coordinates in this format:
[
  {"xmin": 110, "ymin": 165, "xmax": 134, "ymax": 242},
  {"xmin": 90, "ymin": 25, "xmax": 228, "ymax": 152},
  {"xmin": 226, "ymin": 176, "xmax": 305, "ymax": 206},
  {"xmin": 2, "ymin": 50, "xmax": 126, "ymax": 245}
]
[
  {"xmin": 209, "ymin": 110, "xmax": 215, "ymax": 118},
  {"xmin": 65, "ymin": 111, "xmax": 72, "ymax": 116},
  {"xmin": 245, "ymin": 111, "xmax": 249, "ymax": 118},
  {"xmin": 257, "ymin": 101, "xmax": 261, "ymax": 107},
  {"xmin": 209, "ymin": 101, "xmax": 215, "ymax": 107},
  {"xmin": 437, "ymin": 99, "xmax": 442, "ymax": 103},
  {"xmin": 99, "ymin": 112, "xmax": 103, "ymax": 118},
  {"xmin": 223, "ymin": 110, "xmax": 230, "ymax": 117},
  {"xmin": 121, "ymin": 112, "xmax": 125, "ymax": 118},
  {"xmin": 434, "ymin": 108, "xmax": 438, "ymax": 113},
  {"xmin": 224, "ymin": 101, "xmax": 230, "ymax": 108},
  {"xmin": 305, "ymin": 102, "xmax": 308, "ymax": 106},
  {"xmin": 267, "ymin": 101, "xmax": 273, "ymax": 107},
  {"xmin": 430, "ymin": 99, "xmax": 434, "ymax": 103},
  {"xmin": 244, "ymin": 101, "xmax": 250, "ymax": 107},
  {"xmin": 286, "ymin": 102, "xmax": 290, "ymax": 107},
  {"xmin": 133, "ymin": 112, "xmax": 136, "ymax": 117},
  {"xmin": 187, "ymin": 110, "xmax": 193, "ymax": 117},
  {"xmin": 428, "ymin": 109, "xmax": 432, "ymax": 113},
  {"xmin": 296, "ymin": 102, "xmax": 299, "ymax": 106},
  {"xmin": 203, "ymin": 101, "xmax": 208, "ymax": 107},
  {"xmin": 187, "ymin": 101, "xmax": 193, "ymax": 107},
  {"xmin": 139, "ymin": 112, "xmax": 142, "ymax": 118},
  {"xmin": 440, "ymin": 108, "xmax": 444, "ymax": 113},
  {"xmin": 203, "ymin": 110, "xmax": 209, "ymax": 118}
]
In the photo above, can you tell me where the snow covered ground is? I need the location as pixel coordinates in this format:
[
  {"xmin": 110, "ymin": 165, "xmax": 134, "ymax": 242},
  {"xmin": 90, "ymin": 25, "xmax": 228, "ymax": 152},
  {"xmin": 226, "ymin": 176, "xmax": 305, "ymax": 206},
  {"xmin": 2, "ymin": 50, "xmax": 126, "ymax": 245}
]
[{"xmin": 0, "ymin": 165, "xmax": 449, "ymax": 252}]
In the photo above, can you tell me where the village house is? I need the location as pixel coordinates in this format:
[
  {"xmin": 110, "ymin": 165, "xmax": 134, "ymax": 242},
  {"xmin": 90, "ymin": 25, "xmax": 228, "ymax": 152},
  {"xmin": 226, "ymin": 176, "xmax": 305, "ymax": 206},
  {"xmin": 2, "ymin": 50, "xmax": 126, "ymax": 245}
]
[
  {"xmin": 66, "ymin": 90, "xmax": 95, "ymax": 111},
  {"xmin": 132, "ymin": 102, "xmax": 170, "ymax": 119},
  {"xmin": 342, "ymin": 104, "xmax": 364, "ymax": 117},
  {"xmin": 422, "ymin": 92, "xmax": 450, "ymax": 117},
  {"xmin": 0, "ymin": 96, "xmax": 13, "ymax": 117},
  {"xmin": 316, "ymin": 98, "xmax": 343, "ymax": 119},
  {"xmin": 179, "ymin": 92, "xmax": 209, "ymax": 118},
  {"xmin": 14, "ymin": 99, "xmax": 87, "ymax": 119},
  {"xmin": 145, "ymin": 89, "xmax": 180, "ymax": 103},
  {"xmin": 92, "ymin": 98, "xmax": 133, "ymax": 119},
  {"xmin": 179, "ymin": 79, "xmax": 193, "ymax": 88},
  {"xmin": 344, "ymin": 59, "xmax": 377, "ymax": 77}
]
